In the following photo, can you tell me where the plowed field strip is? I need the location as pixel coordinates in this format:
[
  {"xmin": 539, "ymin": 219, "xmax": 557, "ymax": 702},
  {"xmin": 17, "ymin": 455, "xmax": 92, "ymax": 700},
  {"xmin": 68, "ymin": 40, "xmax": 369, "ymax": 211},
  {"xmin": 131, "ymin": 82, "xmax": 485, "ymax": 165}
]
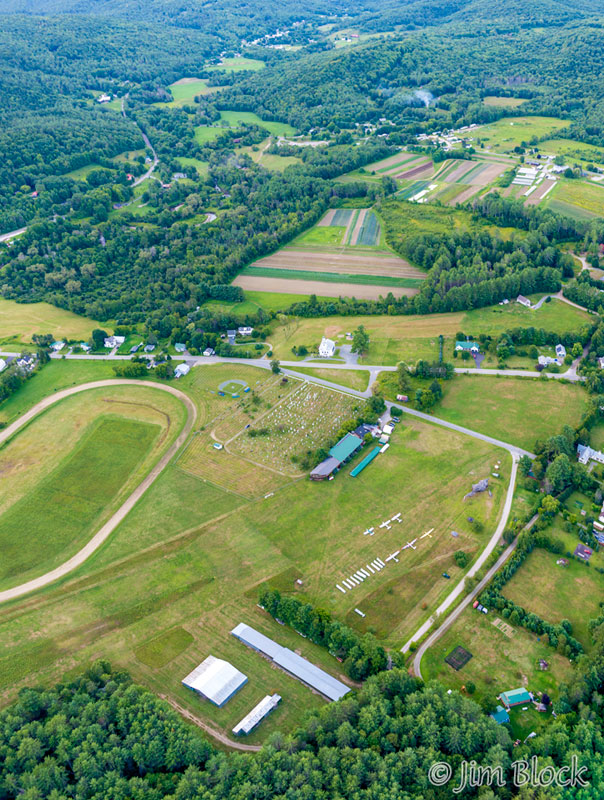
[
  {"xmin": 394, "ymin": 161, "xmax": 433, "ymax": 180},
  {"xmin": 232, "ymin": 275, "xmax": 419, "ymax": 299},
  {"xmin": 250, "ymin": 249, "xmax": 424, "ymax": 277}
]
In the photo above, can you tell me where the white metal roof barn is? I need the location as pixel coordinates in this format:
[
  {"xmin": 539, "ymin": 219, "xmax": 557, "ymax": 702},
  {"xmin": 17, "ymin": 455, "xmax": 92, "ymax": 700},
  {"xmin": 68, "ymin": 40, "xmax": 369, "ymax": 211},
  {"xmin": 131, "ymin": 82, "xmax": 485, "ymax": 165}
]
[
  {"xmin": 231, "ymin": 623, "xmax": 350, "ymax": 702},
  {"xmin": 182, "ymin": 655, "xmax": 247, "ymax": 707}
]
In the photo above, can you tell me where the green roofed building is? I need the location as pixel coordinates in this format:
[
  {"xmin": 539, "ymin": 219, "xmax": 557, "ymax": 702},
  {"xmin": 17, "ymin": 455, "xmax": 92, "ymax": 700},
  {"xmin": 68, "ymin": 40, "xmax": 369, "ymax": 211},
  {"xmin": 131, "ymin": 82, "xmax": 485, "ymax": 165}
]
[
  {"xmin": 490, "ymin": 705, "xmax": 510, "ymax": 725},
  {"xmin": 350, "ymin": 446, "xmax": 381, "ymax": 477},
  {"xmin": 329, "ymin": 433, "xmax": 363, "ymax": 464},
  {"xmin": 500, "ymin": 688, "xmax": 531, "ymax": 708},
  {"xmin": 455, "ymin": 341, "xmax": 479, "ymax": 353}
]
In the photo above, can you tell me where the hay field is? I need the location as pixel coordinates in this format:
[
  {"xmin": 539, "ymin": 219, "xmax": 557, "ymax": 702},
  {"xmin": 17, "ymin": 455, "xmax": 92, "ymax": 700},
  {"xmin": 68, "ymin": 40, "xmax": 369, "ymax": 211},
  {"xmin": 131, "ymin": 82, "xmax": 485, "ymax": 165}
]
[
  {"xmin": 546, "ymin": 179, "xmax": 604, "ymax": 218},
  {"xmin": 483, "ymin": 96, "xmax": 527, "ymax": 108},
  {"xmin": 0, "ymin": 297, "xmax": 108, "ymax": 344},
  {"xmin": 459, "ymin": 116, "xmax": 570, "ymax": 153}
]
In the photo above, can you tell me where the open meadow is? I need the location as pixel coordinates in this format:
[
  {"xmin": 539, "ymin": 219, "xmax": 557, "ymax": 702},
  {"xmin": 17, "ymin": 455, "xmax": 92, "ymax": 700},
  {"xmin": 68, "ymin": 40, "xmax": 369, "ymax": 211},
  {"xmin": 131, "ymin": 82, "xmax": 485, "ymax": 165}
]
[
  {"xmin": 546, "ymin": 178, "xmax": 604, "ymax": 220},
  {"xmin": 268, "ymin": 297, "xmax": 590, "ymax": 365},
  {"xmin": 458, "ymin": 116, "xmax": 570, "ymax": 153},
  {"xmin": 0, "ymin": 297, "xmax": 109, "ymax": 346},
  {"xmin": 502, "ymin": 535, "xmax": 604, "ymax": 650},
  {"xmin": 0, "ymin": 361, "xmax": 508, "ymax": 743},
  {"xmin": 434, "ymin": 376, "xmax": 588, "ymax": 452}
]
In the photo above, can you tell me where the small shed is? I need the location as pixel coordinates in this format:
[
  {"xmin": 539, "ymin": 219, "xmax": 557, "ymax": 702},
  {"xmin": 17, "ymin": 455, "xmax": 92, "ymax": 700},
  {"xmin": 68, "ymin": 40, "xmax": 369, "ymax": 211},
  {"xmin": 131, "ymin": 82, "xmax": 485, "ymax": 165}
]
[{"xmin": 490, "ymin": 705, "xmax": 510, "ymax": 725}]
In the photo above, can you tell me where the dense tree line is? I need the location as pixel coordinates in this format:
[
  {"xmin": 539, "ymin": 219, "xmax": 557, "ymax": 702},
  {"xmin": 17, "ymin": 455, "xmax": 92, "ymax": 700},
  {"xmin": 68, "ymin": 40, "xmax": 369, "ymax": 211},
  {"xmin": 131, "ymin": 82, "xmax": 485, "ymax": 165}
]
[{"xmin": 259, "ymin": 588, "xmax": 399, "ymax": 681}]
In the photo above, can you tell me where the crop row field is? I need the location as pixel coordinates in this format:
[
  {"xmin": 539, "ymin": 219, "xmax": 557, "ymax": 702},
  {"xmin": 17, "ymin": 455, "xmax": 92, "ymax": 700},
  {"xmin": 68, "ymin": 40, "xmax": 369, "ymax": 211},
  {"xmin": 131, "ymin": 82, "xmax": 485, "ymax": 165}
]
[
  {"xmin": 238, "ymin": 205, "xmax": 426, "ymax": 298},
  {"xmin": 233, "ymin": 274, "xmax": 418, "ymax": 299}
]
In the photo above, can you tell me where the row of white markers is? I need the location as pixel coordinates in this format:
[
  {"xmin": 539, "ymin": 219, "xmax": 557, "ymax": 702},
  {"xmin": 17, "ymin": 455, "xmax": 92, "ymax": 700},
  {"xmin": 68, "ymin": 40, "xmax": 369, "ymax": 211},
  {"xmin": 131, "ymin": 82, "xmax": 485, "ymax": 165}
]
[
  {"xmin": 335, "ymin": 528, "xmax": 434, "ymax": 594},
  {"xmin": 336, "ymin": 558, "xmax": 386, "ymax": 593}
]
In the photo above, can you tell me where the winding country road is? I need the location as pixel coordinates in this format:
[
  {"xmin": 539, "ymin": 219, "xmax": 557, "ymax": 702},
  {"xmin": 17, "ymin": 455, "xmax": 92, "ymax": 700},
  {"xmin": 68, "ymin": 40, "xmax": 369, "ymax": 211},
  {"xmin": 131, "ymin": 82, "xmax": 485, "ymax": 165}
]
[{"xmin": 0, "ymin": 380, "xmax": 196, "ymax": 605}]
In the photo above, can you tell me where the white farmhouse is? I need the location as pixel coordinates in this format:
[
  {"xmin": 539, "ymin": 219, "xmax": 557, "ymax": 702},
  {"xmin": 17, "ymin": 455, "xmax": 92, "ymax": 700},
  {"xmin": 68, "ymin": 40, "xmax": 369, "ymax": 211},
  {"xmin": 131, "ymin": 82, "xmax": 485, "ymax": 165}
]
[
  {"xmin": 175, "ymin": 363, "xmax": 191, "ymax": 378},
  {"xmin": 318, "ymin": 337, "xmax": 336, "ymax": 358}
]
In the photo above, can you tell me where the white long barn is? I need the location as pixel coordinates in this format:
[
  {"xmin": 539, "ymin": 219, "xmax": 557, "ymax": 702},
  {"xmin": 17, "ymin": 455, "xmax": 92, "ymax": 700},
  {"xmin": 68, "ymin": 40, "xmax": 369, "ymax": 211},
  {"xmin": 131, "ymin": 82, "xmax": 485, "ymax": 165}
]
[
  {"xmin": 182, "ymin": 655, "xmax": 247, "ymax": 707},
  {"xmin": 233, "ymin": 694, "xmax": 281, "ymax": 735}
]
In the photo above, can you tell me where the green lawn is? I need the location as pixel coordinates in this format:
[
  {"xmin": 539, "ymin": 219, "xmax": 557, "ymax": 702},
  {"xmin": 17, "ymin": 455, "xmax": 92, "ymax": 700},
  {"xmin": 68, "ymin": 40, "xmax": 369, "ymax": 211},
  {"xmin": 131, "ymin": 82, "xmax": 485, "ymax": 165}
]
[
  {"xmin": 289, "ymin": 367, "xmax": 369, "ymax": 392},
  {"xmin": 176, "ymin": 157, "xmax": 209, "ymax": 177},
  {"xmin": 422, "ymin": 604, "xmax": 574, "ymax": 708},
  {"xmin": 502, "ymin": 542, "xmax": 604, "ymax": 649},
  {"xmin": 194, "ymin": 126, "xmax": 223, "ymax": 145},
  {"xmin": 166, "ymin": 78, "xmax": 218, "ymax": 105},
  {"xmin": 0, "ymin": 416, "xmax": 160, "ymax": 588},
  {"xmin": 207, "ymin": 57, "xmax": 265, "ymax": 72},
  {"xmin": 292, "ymin": 226, "xmax": 347, "ymax": 246},
  {"xmin": 435, "ymin": 375, "xmax": 588, "ymax": 452}
]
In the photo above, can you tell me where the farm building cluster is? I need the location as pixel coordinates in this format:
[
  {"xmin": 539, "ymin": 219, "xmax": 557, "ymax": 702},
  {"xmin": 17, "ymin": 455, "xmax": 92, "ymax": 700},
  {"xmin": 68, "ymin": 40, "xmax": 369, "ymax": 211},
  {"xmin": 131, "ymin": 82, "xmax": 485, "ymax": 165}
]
[
  {"xmin": 310, "ymin": 417, "xmax": 397, "ymax": 480},
  {"xmin": 181, "ymin": 622, "xmax": 350, "ymax": 737}
]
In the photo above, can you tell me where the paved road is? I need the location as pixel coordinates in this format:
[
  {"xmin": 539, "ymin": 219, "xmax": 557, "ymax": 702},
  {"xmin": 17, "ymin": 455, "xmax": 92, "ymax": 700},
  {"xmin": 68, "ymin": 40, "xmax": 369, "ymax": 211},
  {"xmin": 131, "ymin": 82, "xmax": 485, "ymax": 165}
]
[
  {"xmin": 402, "ymin": 454, "xmax": 520, "ymax": 656},
  {"xmin": 411, "ymin": 511, "xmax": 538, "ymax": 679},
  {"xmin": 0, "ymin": 380, "xmax": 196, "ymax": 605},
  {"xmin": 0, "ymin": 227, "xmax": 26, "ymax": 243}
]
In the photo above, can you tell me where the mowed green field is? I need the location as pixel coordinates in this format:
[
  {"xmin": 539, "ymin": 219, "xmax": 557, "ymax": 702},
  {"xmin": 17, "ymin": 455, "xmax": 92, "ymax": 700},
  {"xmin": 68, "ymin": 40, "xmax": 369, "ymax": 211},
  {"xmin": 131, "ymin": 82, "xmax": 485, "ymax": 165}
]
[
  {"xmin": 194, "ymin": 112, "xmax": 295, "ymax": 145},
  {"xmin": 502, "ymin": 535, "xmax": 604, "ymax": 649},
  {"xmin": 206, "ymin": 57, "xmax": 265, "ymax": 72},
  {"xmin": 458, "ymin": 116, "xmax": 570, "ymax": 152},
  {"xmin": 268, "ymin": 298, "xmax": 590, "ymax": 365},
  {"xmin": 290, "ymin": 367, "xmax": 370, "ymax": 392},
  {"xmin": 0, "ymin": 297, "xmax": 110, "ymax": 345},
  {"xmin": 482, "ymin": 96, "xmax": 527, "ymax": 108},
  {"xmin": 422, "ymin": 603, "xmax": 575, "ymax": 706},
  {"xmin": 0, "ymin": 417, "xmax": 159, "ymax": 588},
  {"xmin": 540, "ymin": 138, "xmax": 604, "ymax": 169},
  {"xmin": 220, "ymin": 110, "xmax": 295, "ymax": 137},
  {"xmin": 0, "ymin": 361, "xmax": 507, "ymax": 743},
  {"xmin": 0, "ymin": 383, "xmax": 188, "ymax": 589},
  {"xmin": 435, "ymin": 376, "xmax": 588, "ymax": 452}
]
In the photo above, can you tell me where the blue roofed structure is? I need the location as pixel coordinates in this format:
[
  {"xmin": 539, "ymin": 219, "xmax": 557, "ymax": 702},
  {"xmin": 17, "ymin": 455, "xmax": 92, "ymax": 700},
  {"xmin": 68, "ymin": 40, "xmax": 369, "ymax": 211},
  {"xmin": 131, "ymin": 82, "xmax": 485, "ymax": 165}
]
[{"xmin": 328, "ymin": 433, "xmax": 363, "ymax": 463}]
